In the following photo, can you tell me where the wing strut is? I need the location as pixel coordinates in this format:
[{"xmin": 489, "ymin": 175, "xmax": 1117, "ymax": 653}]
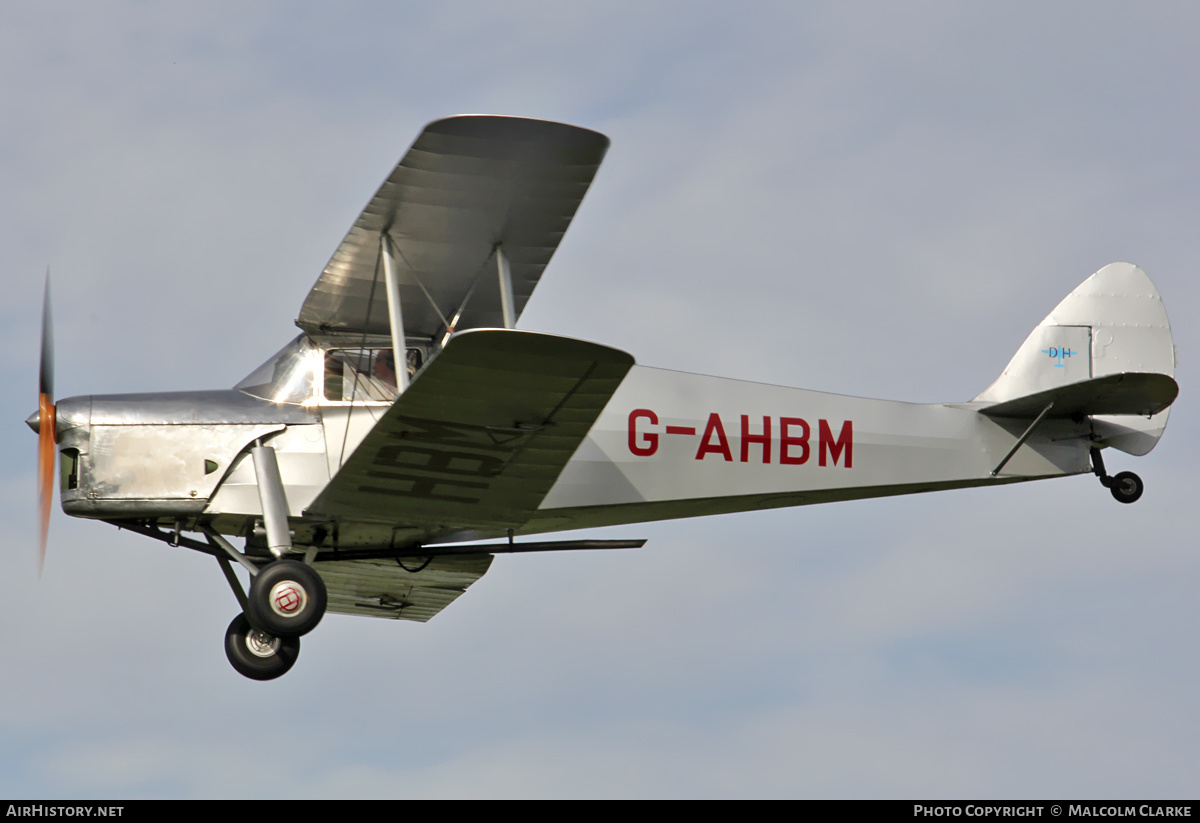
[
  {"xmin": 440, "ymin": 270, "xmax": 486, "ymax": 347},
  {"xmin": 496, "ymin": 245, "xmax": 515, "ymax": 329},
  {"xmin": 380, "ymin": 233, "xmax": 410, "ymax": 393}
]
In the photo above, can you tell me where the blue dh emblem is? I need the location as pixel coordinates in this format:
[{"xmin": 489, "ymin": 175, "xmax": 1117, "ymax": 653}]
[{"xmin": 1041, "ymin": 346, "xmax": 1076, "ymax": 368}]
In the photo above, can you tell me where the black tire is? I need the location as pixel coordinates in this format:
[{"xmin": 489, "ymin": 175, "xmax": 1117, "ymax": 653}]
[
  {"xmin": 224, "ymin": 613, "xmax": 300, "ymax": 681},
  {"xmin": 1110, "ymin": 471, "xmax": 1144, "ymax": 504},
  {"xmin": 247, "ymin": 559, "xmax": 328, "ymax": 638}
]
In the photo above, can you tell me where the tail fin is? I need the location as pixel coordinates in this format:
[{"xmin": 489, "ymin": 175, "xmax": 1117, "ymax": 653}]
[{"xmin": 974, "ymin": 263, "xmax": 1176, "ymax": 455}]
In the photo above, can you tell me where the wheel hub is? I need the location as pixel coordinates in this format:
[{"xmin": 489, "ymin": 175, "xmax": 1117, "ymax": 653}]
[
  {"xmin": 245, "ymin": 630, "xmax": 281, "ymax": 658},
  {"xmin": 269, "ymin": 581, "xmax": 308, "ymax": 618}
]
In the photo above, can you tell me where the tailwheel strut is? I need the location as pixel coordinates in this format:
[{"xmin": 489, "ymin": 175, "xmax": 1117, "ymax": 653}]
[{"xmin": 1091, "ymin": 447, "xmax": 1144, "ymax": 504}]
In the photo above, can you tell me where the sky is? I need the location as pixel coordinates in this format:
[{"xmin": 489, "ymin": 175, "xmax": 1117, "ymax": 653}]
[{"xmin": 2, "ymin": 1, "xmax": 1198, "ymax": 799}]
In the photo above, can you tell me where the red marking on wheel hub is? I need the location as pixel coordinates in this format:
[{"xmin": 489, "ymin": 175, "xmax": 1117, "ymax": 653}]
[{"xmin": 274, "ymin": 585, "xmax": 302, "ymax": 614}]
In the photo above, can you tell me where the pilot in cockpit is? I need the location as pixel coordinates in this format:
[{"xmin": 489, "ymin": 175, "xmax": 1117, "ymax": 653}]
[
  {"xmin": 324, "ymin": 349, "xmax": 391, "ymax": 402},
  {"xmin": 373, "ymin": 350, "xmax": 397, "ymax": 390},
  {"xmin": 323, "ymin": 347, "xmax": 423, "ymax": 402}
]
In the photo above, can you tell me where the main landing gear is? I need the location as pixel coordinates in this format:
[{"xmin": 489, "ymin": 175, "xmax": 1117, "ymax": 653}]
[
  {"xmin": 1091, "ymin": 447, "xmax": 1144, "ymax": 505},
  {"xmin": 203, "ymin": 518, "xmax": 329, "ymax": 680},
  {"xmin": 218, "ymin": 559, "xmax": 329, "ymax": 680},
  {"xmin": 214, "ymin": 441, "xmax": 330, "ymax": 680},
  {"xmin": 219, "ymin": 560, "xmax": 329, "ymax": 680}
]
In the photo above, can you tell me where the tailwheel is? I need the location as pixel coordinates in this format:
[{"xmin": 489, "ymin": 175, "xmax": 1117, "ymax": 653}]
[
  {"xmin": 1091, "ymin": 448, "xmax": 1145, "ymax": 505},
  {"xmin": 1109, "ymin": 471, "xmax": 1144, "ymax": 505},
  {"xmin": 224, "ymin": 613, "xmax": 300, "ymax": 680},
  {"xmin": 246, "ymin": 559, "xmax": 328, "ymax": 638}
]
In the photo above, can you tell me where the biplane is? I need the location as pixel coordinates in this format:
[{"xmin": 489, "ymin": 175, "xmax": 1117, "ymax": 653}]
[{"xmin": 29, "ymin": 116, "xmax": 1178, "ymax": 680}]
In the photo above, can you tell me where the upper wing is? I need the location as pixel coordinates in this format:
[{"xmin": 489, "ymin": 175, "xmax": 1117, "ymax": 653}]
[
  {"xmin": 297, "ymin": 116, "xmax": 610, "ymax": 338},
  {"xmin": 305, "ymin": 329, "xmax": 634, "ymax": 537}
]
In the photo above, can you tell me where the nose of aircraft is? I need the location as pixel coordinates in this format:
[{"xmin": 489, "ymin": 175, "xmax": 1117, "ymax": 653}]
[{"xmin": 27, "ymin": 396, "xmax": 89, "ymax": 434}]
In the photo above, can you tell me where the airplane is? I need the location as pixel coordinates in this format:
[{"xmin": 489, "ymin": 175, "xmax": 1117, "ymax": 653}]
[{"xmin": 29, "ymin": 115, "xmax": 1178, "ymax": 680}]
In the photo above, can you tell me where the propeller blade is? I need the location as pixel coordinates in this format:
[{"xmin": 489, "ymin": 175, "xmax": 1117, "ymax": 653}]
[
  {"xmin": 37, "ymin": 395, "xmax": 55, "ymax": 576},
  {"xmin": 37, "ymin": 272, "xmax": 55, "ymax": 576},
  {"xmin": 39, "ymin": 273, "xmax": 53, "ymax": 399}
]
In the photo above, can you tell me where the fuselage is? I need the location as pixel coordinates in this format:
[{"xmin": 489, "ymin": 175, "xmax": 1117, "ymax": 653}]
[
  {"xmin": 531, "ymin": 364, "xmax": 1091, "ymax": 530},
  {"xmin": 50, "ymin": 348, "xmax": 1094, "ymax": 547}
]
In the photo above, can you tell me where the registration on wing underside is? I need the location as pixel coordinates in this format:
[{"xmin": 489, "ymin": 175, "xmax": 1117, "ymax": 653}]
[{"xmin": 306, "ymin": 328, "xmax": 634, "ymax": 531}]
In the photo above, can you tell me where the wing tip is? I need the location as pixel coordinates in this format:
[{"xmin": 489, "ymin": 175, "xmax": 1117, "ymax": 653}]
[{"xmin": 423, "ymin": 114, "xmax": 610, "ymax": 149}]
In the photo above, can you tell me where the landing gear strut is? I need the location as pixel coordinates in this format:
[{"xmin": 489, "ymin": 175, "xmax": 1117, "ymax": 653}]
[{"xmin": 1091, "ymin": 448, "xmax": 1144, "ymax": 504}]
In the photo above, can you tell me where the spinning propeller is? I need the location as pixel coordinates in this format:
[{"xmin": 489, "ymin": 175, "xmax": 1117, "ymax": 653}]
[{"xmin": 35, "ymin": 274, "xmax": 55, "ymax": 576}]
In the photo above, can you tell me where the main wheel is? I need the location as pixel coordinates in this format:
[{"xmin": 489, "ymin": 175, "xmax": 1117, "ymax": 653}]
[
  {"xmin": 247, "ymin": 559, "xmax": 328, "ymax": 638},
  {"xmin": 1109, "ymin": 471, "xmax": 1144, "ymax": 504},
  {"xmin": 224, "ymin": 613, "xmax": 300, "ymax": 681}
]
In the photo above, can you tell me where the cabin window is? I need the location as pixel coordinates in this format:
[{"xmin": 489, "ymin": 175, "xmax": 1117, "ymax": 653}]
[
  {"xmin": 323, "ymin": 348, "xmax": 420, "ymax": 402},
  {"xmin": 234, "ymin": 335, "xmax": 321, "ymax": 405}
]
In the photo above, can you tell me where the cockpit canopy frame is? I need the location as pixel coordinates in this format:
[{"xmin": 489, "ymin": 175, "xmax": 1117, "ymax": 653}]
[{"xmin": 234, "ymin": 334, "xmax": 428, "ymax": 407}]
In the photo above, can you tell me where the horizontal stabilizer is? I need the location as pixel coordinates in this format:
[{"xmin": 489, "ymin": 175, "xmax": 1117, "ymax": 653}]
[{"xmin": 979, "ymin": 372, "xmax": 1178, "ymax": 419}]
